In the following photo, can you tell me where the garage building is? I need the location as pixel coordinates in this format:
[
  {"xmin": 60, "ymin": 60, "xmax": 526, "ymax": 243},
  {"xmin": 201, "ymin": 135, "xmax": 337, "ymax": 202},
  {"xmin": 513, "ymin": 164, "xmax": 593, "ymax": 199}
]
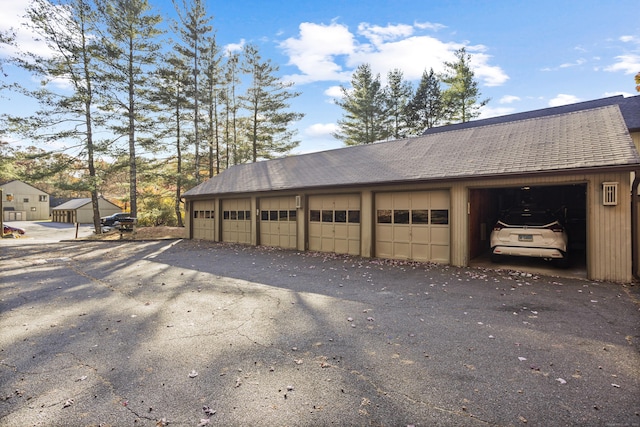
[
  {"xmin": 183, "ymin": 95, "xmax": 640, "ymax": 283},
  {"xmin": 51, "ymin": 197, "xmax": 122, "ymax": 224}
]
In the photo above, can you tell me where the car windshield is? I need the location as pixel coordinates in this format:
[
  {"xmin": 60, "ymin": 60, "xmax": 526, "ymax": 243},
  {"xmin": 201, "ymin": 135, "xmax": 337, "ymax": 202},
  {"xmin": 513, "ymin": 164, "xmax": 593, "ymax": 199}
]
[{"xmin": 501, "ymin": 210, "xmax": 557, "ymax": 227}]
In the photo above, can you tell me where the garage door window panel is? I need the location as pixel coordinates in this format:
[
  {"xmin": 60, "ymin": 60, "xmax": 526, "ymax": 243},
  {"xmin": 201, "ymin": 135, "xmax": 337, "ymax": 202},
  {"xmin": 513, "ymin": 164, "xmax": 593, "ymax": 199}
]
[
  {"xmin": 377, "ymin": 210, "xmax": 392, "ymax": 223},
  {"xmin": 335, "ymin": 210, "xmax": 347, "ymax": 223},
  {"xmin": 412, "ymin": 210, "xmax": 429, "ymax": 224},
  {"xmin": 394, "ymin": 210, "xmax": 410, "ymax": 224},
  {"xmin": 431, "ymin": 209, "xmax": 449, "ymax": 225}
]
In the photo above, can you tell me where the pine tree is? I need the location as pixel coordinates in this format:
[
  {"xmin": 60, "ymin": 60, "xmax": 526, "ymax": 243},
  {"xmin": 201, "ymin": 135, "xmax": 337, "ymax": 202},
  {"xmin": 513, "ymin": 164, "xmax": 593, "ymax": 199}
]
[
  {"xmin": 97, "ymin": 0, "xmax": 163, "ymax": 218},
  {"xmin": 334, "ymin": 64, "xmax": 388, "ymax": 146},
  {"xmin": 406, "ymin": 68, "xmax": 445, "ymax": 133},
  {"xmin": 201, "ymin": 36, "xmax": 221, "ymax": 176},
  {"xmin": 151, "ymin": 52, "xmax": 192, "ymax": 227},
  {"xmin": 0, "ymin": 29, "xmax": 16, "ymax": 94},
  {"xmin": 240, "ymin": 44, "xmax": 303, "ymax": 162},
  {"xmin": 384, "ymin": 69, "xmax": 413, "ymax": 139},
  {"xmin": 440, "ymin": 47, "xmax": 489, "ymax": 123},
  {"xmin": 172, "ymin": 0, "xmax": 213, "ymax": 184},
  {"xmin": 222, "ymin": 51, "xmax": 240, "ymax": 167},
  {"xmin": 7, "ymin": 0, "xmax": 105, "ymax": 232}
]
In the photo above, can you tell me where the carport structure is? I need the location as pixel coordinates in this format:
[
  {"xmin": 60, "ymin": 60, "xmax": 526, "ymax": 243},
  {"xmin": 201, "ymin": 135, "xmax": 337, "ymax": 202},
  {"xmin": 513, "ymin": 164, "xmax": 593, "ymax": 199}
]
[{"xmin": 183, "ymin": 95, "xmax": 640, "ymax": 283}]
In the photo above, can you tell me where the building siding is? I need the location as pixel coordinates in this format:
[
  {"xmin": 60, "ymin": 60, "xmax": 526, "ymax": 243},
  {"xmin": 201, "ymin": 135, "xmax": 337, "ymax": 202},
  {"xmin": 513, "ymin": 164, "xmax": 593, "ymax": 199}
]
[
  {"xmin": 1, "ymin": 181, "xmax": 50, "ymax": 221},
  {"xmin": 184, "ymin": 169, "xmax": 634, "ymax": 283}
]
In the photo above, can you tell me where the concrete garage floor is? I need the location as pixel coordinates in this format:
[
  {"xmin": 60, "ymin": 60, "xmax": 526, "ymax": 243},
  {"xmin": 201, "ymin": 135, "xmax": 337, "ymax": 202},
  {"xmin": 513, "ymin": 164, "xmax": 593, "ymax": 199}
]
[
  {"xmin": 471, "ymin": 252, "xmax": 587, "ymax": 280},
  {"xmin": 1, "ymin": 238, "xmax": 638, "ymax": 427}
]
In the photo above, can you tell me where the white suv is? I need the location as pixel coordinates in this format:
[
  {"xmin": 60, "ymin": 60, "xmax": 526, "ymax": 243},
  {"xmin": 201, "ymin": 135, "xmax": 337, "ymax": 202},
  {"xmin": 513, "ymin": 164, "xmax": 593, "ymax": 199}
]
[{"xmin": 490, "ymin": 208, "xmax": 569, "ymax": 267}]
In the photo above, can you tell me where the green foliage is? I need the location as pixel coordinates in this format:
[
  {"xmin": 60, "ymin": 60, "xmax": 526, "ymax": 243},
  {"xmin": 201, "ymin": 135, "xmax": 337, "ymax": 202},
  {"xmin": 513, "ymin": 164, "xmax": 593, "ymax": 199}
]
[
  {"xmin": 136, "ymin": 197, "xmax": 179, "ymax": 226},
  {"xmin": 334, "ymin": 64, "xmax": 389, "ymax": 145},
  {"xmin": 172, "ymin": 0, "xmax": 214, "ymax": 185},
  {"xmin": 7, "ymin": 0, "xmax": 106, "ymax": 231},
  {"xmin": 440, "ymin": 47, "xmax": 489, "ymax": 123},
  {"xmin": 335, "ymin": 50, "xmax": 489, "ymax": 145},
  {"xmin": 240, "ymin": 44, "xmax": 303, "ymax": 162},
  {"xmin": 384, "ymin": 69, "xmax": 413, "ymax": 139},
  {"xmin": 406, "ymin": 68, "xmax": 445, "ymax": 133},
  {"xmin": 96, "ymin": 0, "xmax": 164, "ymax": 218}
]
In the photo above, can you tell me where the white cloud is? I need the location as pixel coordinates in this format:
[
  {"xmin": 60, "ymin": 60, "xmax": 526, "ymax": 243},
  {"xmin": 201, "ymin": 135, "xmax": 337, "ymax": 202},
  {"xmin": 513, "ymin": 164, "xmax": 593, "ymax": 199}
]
[
  {"xmin": 499, "ymin": 95, "xmax": 520, "ymax": 104},
  {"xmin": 479, "ymin": 105, "xmax": 515, "ymax": 119},
  {"xmin": 548, "ymin": 94, "xmax": 581, "ymax": 107},
  {"xmin": 324, "ymin": 85, "xmax": 344, "ymax": 98},
  {"xmin": 602, "ymin": 34, "xmax": 640, "ymax": 74},
  {"xmin": 603, "ymin": 91, "xmax": 634, "ymax": 97},
  {"xmin": 352, "ymin": 35, "xmax": 457, "ymax": 80},
  {"xmin": 466, "ymin": 48, "xmax": 509, "ymax": 87},
  {"xmin": 357, "ymin": 22, "xmax": 414, "ymax": 46},
  {"xmin": 559, "ymin": 58, "xmax": 586, "ymax": 68},
  {"xmin": 620, "ymin": 35, "xmax": 638, "ymax": 43},
  {"xmin": 279, "ymin": 20, "xmax": 508, "ymax": 88},
  {"xmin": 0, "ymin": 0, "xmax": 64, "ymax": 58},
  {"xmin": 414, "ymin": 21, "xmax": 447, "ymax": 31},
  {"xmin": 224, "ymin": 39, "xmax": 245, "ymax": 54},
  {"xmin": 279, "ymin": 21, "xmax": 356, "ymax": 84},
  {"xmin": 304, "ymin": 122, "xmax": 339, "ymax": 138},
  {"xmin": 604, "ymin": 54, "xmax": 640, "ymax": 74}
]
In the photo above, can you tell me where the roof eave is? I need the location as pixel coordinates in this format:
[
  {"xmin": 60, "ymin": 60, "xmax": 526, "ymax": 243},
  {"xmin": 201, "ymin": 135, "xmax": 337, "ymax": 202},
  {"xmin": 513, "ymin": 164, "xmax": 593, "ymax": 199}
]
[{"xmin": 182, "ymin": 163, "xmax": 640, "ymax": 200}]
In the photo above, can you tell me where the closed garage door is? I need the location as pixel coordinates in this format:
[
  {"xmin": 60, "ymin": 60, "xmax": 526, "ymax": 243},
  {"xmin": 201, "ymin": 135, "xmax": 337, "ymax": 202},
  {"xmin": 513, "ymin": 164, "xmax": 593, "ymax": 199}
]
[
  {"xmin": 259, "ymin": 196, "xmax": 297, "ymax": 249},
  {"xmin": 309, "ymin": 194, "xmax": 360, "ymax": 255},
  {"xmin": 192, "ymin": 200, "xmax": 215, "ymax": 240},
  {"xmin": 222, "ymin": 199, "xmax": 251, "ymax": 244},
  {"xmin": 376, "ymin": 191, "xmax": 450, "ymax": 263}
]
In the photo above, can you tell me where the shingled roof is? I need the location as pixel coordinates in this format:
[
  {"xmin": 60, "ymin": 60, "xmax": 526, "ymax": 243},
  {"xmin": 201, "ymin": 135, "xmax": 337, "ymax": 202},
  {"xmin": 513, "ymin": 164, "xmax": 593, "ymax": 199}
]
[
  {"xmin": 183, "ymin": 104, "xmax": 640, "ymax": 198},
  {"xmin": 422, "ymin": 94, "xmax": 640, "ymax": 135}
]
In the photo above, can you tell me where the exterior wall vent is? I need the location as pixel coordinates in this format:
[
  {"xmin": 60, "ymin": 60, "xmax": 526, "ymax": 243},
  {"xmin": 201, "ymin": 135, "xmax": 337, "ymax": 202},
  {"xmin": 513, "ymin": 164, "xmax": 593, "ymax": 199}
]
[{"xmin": 602, "ymin": 182, "xmax": 618, "ymax": 206}]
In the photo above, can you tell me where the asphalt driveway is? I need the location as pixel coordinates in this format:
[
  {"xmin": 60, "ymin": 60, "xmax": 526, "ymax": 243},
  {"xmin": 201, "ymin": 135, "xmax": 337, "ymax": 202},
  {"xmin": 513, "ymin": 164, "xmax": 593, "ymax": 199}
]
[
  {"xmin": 2, "ymin": 221, "xmax": 95, "ymax": 242},
  {"xmin": 1, "ymin": 238, "xmax": 639, "ymax": 426}
]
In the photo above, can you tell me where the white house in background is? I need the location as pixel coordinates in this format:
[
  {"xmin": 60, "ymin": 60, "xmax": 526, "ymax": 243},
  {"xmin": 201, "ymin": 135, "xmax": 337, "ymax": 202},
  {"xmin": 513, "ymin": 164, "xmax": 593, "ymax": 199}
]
[
  {"xmin": 0, "ymin": 180, "xmax": 50, "ymax": 221},
  {"xmin": 52, "ymin": 197, "xmax": 122, "ymax": 224}
]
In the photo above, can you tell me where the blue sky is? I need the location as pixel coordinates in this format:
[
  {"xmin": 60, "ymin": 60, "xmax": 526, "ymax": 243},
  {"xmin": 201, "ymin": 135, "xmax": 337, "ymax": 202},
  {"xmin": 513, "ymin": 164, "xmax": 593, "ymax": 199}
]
[{"xmin": 1, "ymin": 0, "xmax": 639, "ymax": 155}]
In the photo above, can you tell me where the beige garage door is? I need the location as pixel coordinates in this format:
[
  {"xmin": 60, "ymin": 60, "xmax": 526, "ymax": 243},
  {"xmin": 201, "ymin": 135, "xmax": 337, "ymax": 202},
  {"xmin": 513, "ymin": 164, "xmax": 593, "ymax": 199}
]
[
  {"xmin": 259, "ymin": 196, "xmax": 297, "ymax": 249},
  {"xmin": 375, "ymin": 191, "xmax": 450, "ymax": 263},
  {"xmin": 222, "ymin": 198, "xmax": 251, "ymax": 244},
  {"xmin": 309, "ymin": 194, "xmax": 360, "ymax": 256},
  {"xmin": 192, "ymin": 200, "xmax": 215, "ymax": 240}
]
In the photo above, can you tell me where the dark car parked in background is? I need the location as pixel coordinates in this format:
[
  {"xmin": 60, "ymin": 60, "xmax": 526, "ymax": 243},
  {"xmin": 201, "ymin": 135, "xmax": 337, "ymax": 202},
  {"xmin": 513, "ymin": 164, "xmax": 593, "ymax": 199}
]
[{"xmin": 100, "ymin": 213, "xmax": 133, "ymax": 227}]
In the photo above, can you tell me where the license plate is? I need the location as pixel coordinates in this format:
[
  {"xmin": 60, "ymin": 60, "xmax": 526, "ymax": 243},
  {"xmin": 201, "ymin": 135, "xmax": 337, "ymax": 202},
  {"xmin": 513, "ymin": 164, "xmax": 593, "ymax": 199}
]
[{"xmin": 518, "ymin": 234, "xmax": 533, "ymax": 242}]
